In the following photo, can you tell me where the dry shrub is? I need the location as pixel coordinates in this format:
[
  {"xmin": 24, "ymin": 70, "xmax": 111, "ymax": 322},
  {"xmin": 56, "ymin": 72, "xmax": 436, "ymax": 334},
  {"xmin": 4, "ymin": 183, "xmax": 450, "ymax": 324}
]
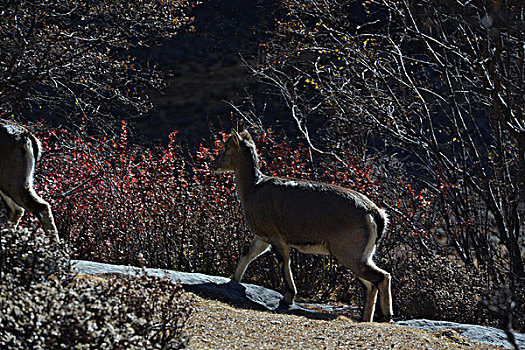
[
  {"xmin": 0, "ymin": 225, "xmax": 192, "ymax": 349},
  {"xmin": 514, "ymin": 281, "xmax": 525, "ymax": 332},
  {"xmin": 391, "ymin": 253, "xmax": 490, "ymax": 324}
]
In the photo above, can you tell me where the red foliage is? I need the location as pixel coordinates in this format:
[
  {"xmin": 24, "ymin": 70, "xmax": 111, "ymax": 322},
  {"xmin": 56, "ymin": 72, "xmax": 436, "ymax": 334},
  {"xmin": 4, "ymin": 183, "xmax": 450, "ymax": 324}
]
[
  {"xmin": 33, "ymin": 126, "xmax": 242, "ymax": 272},
  {"xmin": 22, "ymin": 124, "xmax": 516, "ymax": 329},
  {"xmin": 28, "ymin": 125, "xmax": 443, "ymax": 301}
]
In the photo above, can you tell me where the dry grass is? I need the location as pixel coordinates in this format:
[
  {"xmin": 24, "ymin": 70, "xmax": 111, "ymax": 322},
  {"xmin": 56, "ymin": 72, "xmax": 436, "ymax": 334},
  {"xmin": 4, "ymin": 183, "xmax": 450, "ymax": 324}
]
[{"xmin": 185, "ymin": 294, "xmax": 504, "ymax": 350}]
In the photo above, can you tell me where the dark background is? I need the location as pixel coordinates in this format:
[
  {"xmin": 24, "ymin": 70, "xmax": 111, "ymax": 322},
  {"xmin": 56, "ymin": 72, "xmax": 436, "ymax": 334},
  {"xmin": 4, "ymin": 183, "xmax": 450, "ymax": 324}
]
[{"xmin": 132, "ymin": 0, "xmax": 283, "ymax": 146}]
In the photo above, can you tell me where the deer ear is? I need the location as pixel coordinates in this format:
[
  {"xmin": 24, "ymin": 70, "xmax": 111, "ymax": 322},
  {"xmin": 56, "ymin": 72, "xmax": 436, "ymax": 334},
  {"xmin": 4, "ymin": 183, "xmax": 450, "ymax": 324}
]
[
  {"xmin": 230, "ymin": 129, "xmax": 240, "ymax": 146},
  {"xmin": 240, "ymin": 130, "xmax": 253, "ymax": 143}
]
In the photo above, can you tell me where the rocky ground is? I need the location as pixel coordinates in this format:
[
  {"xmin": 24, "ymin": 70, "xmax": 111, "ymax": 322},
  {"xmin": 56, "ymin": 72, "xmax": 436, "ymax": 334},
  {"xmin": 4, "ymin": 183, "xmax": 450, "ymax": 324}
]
[{"xmin": 73, "ymin": 260, "xmax": 524, "ymax": 349}]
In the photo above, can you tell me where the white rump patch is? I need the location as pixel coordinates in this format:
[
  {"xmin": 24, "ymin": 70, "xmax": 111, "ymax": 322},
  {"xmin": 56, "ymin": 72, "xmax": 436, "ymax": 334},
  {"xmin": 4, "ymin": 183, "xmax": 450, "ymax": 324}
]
[{"xmin": 364, "ymin": 214, "xmax": 378, "ymax": 262}]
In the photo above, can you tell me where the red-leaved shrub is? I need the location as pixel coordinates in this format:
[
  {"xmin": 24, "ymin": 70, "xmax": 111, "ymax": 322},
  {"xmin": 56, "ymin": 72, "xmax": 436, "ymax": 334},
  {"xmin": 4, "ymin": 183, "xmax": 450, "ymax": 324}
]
[{"xmin": 19, "ymin": 123, "xmax": 520, "ymax": 330}]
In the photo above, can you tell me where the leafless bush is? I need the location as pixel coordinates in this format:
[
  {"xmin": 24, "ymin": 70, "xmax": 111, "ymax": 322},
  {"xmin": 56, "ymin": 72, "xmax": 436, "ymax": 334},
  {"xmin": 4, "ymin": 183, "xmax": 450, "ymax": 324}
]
[
  {"xmin": 0, "ymin": 0, "xmax": 195, "ymax": 135},
  {"xmin": 0, "ymin": 224, "xmax": 192, "ymax": 349}
]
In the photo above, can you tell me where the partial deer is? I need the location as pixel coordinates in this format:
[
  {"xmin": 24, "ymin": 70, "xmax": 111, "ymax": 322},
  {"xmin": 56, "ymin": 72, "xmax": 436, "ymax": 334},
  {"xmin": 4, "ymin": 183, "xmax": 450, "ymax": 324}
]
[
  {"xmin": 0, "ymin": 119, "xmax": 58, "ymax": 240},
  {"xmin": 211, "ymin": 130, "xmax": 393, "ymax": 322}
]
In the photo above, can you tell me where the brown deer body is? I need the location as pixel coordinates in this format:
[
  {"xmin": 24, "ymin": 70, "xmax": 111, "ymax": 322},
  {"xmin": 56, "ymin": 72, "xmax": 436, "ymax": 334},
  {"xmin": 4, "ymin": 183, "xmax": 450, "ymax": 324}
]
[
  {"xmin": 211, "ymin": 130, "xmax": 393, "ymax": 322},
  {"xmin": 0, "ymin": 119, "xmax": 58, "ymax": 240}
]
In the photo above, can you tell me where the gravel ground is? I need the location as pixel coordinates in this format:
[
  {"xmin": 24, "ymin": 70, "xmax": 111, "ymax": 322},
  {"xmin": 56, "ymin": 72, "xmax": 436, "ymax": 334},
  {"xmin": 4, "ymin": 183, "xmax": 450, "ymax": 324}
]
[{"xmin": 185, "ymin": 294, "xmax": 504, "ymax": 350}]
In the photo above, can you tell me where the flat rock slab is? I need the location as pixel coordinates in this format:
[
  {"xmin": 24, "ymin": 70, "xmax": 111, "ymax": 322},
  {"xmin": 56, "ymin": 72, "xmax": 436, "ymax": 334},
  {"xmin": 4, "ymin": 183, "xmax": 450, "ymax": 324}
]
[
  {"xmin": 397, "ymin": 319, "xmax": 525, "ymax": 349},
  {"xmin": 72, "ymin": 260, "xmax": 524, "ymax": 349},
  {"xmin": 71, "ymin": 260, "xmax": 356, "ymax": 319}
]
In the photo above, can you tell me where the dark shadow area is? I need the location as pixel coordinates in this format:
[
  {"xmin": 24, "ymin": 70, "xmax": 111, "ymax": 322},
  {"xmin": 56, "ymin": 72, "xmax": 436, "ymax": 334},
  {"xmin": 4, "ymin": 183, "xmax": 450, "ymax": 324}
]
[
  {"xmin": 133, "ymin": 0, "xmax": 285, "ymax": 146},
  {"xmin": 183, "ymin": 280, "xmax": 360, "ymax": 321}
]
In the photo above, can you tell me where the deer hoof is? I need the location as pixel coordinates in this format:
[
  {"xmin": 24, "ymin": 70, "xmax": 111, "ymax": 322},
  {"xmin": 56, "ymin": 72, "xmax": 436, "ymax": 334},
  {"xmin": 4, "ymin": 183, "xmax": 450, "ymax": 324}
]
[
  {"xmin": 283, "ymin": 291, "xmax": 295, "ymax": 305},
  {"xmin": 377, "ymin": 314, "xmax": 394, "ymax": 323}
]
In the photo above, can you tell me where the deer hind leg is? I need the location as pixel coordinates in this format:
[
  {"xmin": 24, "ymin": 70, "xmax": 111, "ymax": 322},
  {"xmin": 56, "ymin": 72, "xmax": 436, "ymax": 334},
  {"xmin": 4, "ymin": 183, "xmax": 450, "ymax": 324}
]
[
  {"xmin": 232, "ymin": 237, "xmax": 270, "ymax": 282},
  {"xmin": 0, "ymin": 191, "xmax": 24, "ymax": 228},
  {"xmin": 378, "ymin": 269, "xmax": 393, "ymax": 320},
  {"xmin": 18, "ymin": 187, "xmax": 59, "ymax": 241},
  {"xmin": 358, "ymin": 277, "xmax": 378, "ymax": 322},
  {"xmin": 272, "ymin": 241, "xmax": 296, "ymax": 305},
  {"xmin": 358, "ymin": 261, "xmax": 393, "ymax": 322}
]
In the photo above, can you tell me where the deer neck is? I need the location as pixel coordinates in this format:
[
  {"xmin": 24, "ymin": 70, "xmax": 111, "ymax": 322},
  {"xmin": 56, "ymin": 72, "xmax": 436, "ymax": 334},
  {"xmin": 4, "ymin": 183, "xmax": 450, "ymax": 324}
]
[{"xmin": 235, "ymin": 145, "xmax": 264, "ymax": 204}]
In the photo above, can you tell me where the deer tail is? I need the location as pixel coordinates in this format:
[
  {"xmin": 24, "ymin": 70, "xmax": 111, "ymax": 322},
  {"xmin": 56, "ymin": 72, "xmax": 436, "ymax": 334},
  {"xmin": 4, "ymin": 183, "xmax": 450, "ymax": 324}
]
[
  {"xmin": 371, "ymin": 208, "xmax": 388, "ymax": 243},
  {"xmin": 27, "ymin": 132, "xmax": 42, "ymax": 162}
]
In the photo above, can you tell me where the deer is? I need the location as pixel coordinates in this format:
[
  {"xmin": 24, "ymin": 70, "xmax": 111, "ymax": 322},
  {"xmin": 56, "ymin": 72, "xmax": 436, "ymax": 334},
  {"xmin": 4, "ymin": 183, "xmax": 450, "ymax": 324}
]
[
  {"xmin": 211, "ymin": 130, "xmax": 393, "ymax": 322},
  {"xmin": 0, "ymin": 119, "xmax": 59, "ymax": 241}
]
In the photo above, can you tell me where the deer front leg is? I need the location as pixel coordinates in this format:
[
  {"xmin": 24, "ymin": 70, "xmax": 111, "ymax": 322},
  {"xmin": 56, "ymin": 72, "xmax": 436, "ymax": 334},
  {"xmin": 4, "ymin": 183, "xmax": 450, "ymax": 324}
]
[
  {"xmin": 232, "ymin": 237, "xmax": 270, "ymax": 282},
  {"xmin": 273, "ymin": 242, "xmax": 296, "ymax": 305}
]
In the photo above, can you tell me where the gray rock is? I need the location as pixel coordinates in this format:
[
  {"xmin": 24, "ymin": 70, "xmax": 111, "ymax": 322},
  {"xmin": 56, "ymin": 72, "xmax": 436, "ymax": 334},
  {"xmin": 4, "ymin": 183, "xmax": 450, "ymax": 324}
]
[
  {"xmin": 72, "ymin": 260, "xmax": 323, "ymax": 315},
  {"xmin": 396, "ymin": 319, "xmax": 524, "ymax": 349}
]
